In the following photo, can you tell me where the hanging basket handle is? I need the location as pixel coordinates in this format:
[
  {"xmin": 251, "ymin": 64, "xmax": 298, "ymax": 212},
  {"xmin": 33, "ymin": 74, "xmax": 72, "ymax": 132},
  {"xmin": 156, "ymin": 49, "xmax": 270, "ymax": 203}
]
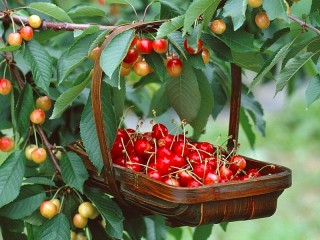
[{"xmin": 91, "ymin": 20, "xmax": 166, "ymax": 203}]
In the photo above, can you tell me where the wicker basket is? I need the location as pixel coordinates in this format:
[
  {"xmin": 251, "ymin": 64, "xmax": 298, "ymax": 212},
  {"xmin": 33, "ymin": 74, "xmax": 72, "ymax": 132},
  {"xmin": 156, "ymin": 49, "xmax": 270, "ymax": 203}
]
[{"xmin": 68, "ymin": 23, "xmax": 292, "ymax": 227}]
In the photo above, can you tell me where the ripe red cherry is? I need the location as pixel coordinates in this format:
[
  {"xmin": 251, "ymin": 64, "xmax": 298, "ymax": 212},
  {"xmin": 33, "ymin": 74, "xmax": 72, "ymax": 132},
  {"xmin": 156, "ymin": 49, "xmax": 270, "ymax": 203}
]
[
  {"xmin": 171, "ymin": 154, "xmax": 187, "ymax": 168},
  {"xmin": 192, "ymin": 163, "xmax": 212, "ymax": 179},
  {"xmin": 229, "ymin": 155, "xmax": 246, "ymax": 173},
  {"xmin": 130, "ymin": 35, "xmax": 138, "ymax": 47},
  {"xmin": 177, "ymin": 170, "xmax": 193, "ymax": 187},
  {"xmin": 134, "ymin": 139, "xmax": 151, "ymax": 156},
  {"xmin": 113, "ymin": 156, "xmax": 126, "ymax": 167},
  {"xmin": 219, "ymin": 165, "xmax": 233, "ymax": 180},
  {"xmin": 133, "ymin": 60, "xmax": 153, "ymax": 76},
  {"xmin": 162, "ymin": 177, "xmax": 180, "ymax": 186},
  {"xmin": 7, "ymin": 32, "xmax": 23, "ymax": 46},
  {"xmin": 207, "ymin": 157, "xmax": 218, "ymax": 170},
  {"xmin": 204, "ymin": 172, "xmax": 221, "ymax": 185},
  {"xmin": 156, "ymin": 146, "xmax": 174, "ymax": 158},
  {"xmin": 155, "ymin": 155, "xmax": 172, "ymax": 175},
  {"xmin": 115, "ymin": 129, "xmax": 131, "ymax": 143},
  {"xmin": 186, "ymin": 151, "xmax": 203, "ymax": 164},
  {"xmin": 0, "ymin": 78, "xmax": 12, "ymax": 95},
  {"xmin": 126, "ymin": 154, "xmax": 144, "ymax": 172},
  {"xmin": 172, "ymin": 141, "xmax": 189, "ymax": 157},
  {"xmin": 123, "ymin": 48, "xmax": 138, "ymax": 64},
  {"xmin": 184, "ymin": 38, "xmax": 203, "ymax": 54},
  {"xmin": 29, "ymin": 109, "xmax": 46, "ymax": 125},
  {"xmin": 19, "ymin": 26, "xmax": 34, "ymax": 41},
  {"xmin": 31, "ymin": 147, "xmax": 47, "ymax": 163},
  {"xmin": 197, "ymin": 142, "xmax": 214, "ymax": 158},
  {"xmin": 110, "ymin": 140, "xmax": 125, "ymax": 159},
  {"xmin": 166, "ymin": 58, "xmax": 183, "ymax": 77},
  {"xmin": 147, "ymin": 170, "xmax": 162, "ymax": 181},
  {"xmin": 0, "ymin": 137, "xmax": 15, "ymax": 152},
  {"xmin": 152, "ymin": 123, "xmax": 168, "ymax": 140},
  {"xmin": 157, "ymin": 134, "xmax": 174, "ymax": 148},
  {"xmin": 152, "ymin": 39, "xmax": 168, "ymax": 54},
  {"xmin": 247, "ymin": 168, "xmax": 262, "ymax": 178},
  {"xmin": 36, "ymin": 96, "xmax": 52, "ymax": 112},
  {"xmin": 187, "ymin": 179, "xmax": 202, "ymax": 187},
  {"xmin": 136, "ymin": 38, "xmax": 153, "ymax": 54}
]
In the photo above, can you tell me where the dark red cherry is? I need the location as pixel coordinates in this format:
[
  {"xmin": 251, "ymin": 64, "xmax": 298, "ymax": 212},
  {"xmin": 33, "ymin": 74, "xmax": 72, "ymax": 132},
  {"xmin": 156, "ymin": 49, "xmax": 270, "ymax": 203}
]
[
  {"xmin": 152, "ymin": 123, "xmax": 169, "ymax": 140},
  {"xmin": 204, "ymin": 172, "xmax": 221, "ymax": 185}
]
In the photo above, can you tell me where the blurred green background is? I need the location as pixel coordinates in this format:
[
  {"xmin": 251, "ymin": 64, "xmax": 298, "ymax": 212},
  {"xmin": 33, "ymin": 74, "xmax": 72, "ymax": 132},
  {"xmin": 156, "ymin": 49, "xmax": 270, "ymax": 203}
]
[{"xmin": 166, "ymin": 85, "xmax": 320, "ymax": 240}]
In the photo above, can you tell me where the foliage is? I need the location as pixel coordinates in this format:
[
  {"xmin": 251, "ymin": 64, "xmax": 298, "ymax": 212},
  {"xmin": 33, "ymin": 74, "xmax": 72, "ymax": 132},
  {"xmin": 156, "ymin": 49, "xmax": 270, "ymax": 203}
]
[{"xmin": 0, "ymin": 0, "xmax": 319, "ymax": 239}]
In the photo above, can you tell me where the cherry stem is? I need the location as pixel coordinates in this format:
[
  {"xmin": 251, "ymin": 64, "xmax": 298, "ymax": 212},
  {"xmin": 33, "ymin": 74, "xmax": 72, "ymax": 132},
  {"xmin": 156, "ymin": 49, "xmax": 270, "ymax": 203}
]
[{"xmin": 288, "ymin": 14, "xmax": 320, "ymax": 35}]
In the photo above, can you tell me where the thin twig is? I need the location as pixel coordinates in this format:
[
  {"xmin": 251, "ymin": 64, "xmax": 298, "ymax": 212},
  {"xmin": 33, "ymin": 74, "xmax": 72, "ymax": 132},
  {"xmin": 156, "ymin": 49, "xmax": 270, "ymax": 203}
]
[{"xmin": 288, "ymin": 14, "xmax": 320, "ymax": 35}]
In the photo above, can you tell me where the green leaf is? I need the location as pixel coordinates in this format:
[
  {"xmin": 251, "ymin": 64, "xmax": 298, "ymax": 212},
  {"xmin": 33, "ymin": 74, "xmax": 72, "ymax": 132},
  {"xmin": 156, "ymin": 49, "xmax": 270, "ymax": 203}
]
[
  {"xmin": 160, "ymin": 0, "xmax": 184, "ymax": 19},
  {"xmin": 210, "ymin": 71, "xmax": 228, "ymax": 119},
  {"xmin": 124, "ymin": 215, "xmax": 146, "ymax": 240},
  {"xmin": 156, "ymin": 15, "xmax": 185, "ymax": 39},
  {"xmin": 50, "ymin": 76, "xmax": 90, "ymax": 119},
  {"xmin": 22, "ymin": 177, "xmax": 55, "ymax": 187},
  {"xmin": 219, "ymin": 222, "xmax": 229, "ymax": 231},
  {"xmin": 16, "ymin": 84, "xmax": 34, "ymax": 138},
  {"xmin": 202, "ymin": 33, "xmax": 232, "ymax": 62},
  {"xmin": 85, "ymin": 187, "xmax": 124, "ymax": 239},
  {"xmin": 306, "ymin": 75, "xmax": 320, "ymax": 106},
  {"xmin": 37, "ymin": 213, "xmax": 70, "ymax": 240},
  {"xmin": 0, "ymin": 185, "xmax": 45, "ymax": 219},
  {"xmin": 183, "ymin": 0, "xmax": 220, "ymax": 35},
  {"xmin": 193, "ymin": 224, "xmax": 213, "ymax": 240},
  {"xmin": 240, "ymin": 108, "xmax": 256, "ymax": 149},
  {"xmin": 27, "ymin": 2, "xmax": 73, "ymax": 22},
  {"xmin": 167, "ymin": 31, "xmax": 188, "ymax": 60},
  {"xmin": 250, "ymin": 40, "xmax": 295, "ymax": 89},
  {"xmin": 263, "ymin": 0, "xmax": 288, "ymax": 21},
  {"xmin": 166, "ymin": 63, "xmax": 201, "ymax": 122},
  {"xmin": 0, "ymin": 218, "xmax": 27, "ymax": 240},
  {"xmin": 61, "ymin": 152, "xmax": 88, "ymax": 194},
  {"xmin": 0, "ymin": 150, "xmax": 25, "ymax": 208},
  {"xmin": 222, "ymin": 0, "xmax": 247, "ymax": 30},
  {"xmin": 144, "ymin": 52, "xmax": 168, "ymax": 82},
  {"xmin": 57, "ymin": 27, "xmax": 100, "ymax": 83},
  {"xmin": 190, "ymin": 70, "xmax": 214, "ymax": 139},
  {"xmin": 0, "ymin": 44, "xmax": 20, "ymax": 52},
  {"xmin": 260, "ymin": 28, "xmax": 290, "ymax": 52},
  {"xmin": 80, "ymin": 83, "xmax": 117, "ymax": 172},
  {"xmin": 143, "ymin": 215, "xmax": 166, "ymax": 240},
  {"xmin": 100, "ymin": 30, "xmax": 135, "ymax": 78},
  {"xmin": 103, "ymin": 65, "xmax": 121, "ymax": 88},
  {"xmin": 276, "ymin": 52, "xmax": 317, "ymax": 94},
  {"xmin": 68, "ymin": 5, "xmax": 106, "ymax": 19},
  {"xmin": 23, "ymin": 40, "xmax": 53, "ymax": 94},
  {"xmin": 112, "ymin": 79, "xmax": 126, "ymax": 122},
  {"xmin": 218, "ymin": 29, "xmax": 255, "ymax": 53},
  {"xmin": 149, "ymin": 84, "xmax": 170, "ymax": 117}
]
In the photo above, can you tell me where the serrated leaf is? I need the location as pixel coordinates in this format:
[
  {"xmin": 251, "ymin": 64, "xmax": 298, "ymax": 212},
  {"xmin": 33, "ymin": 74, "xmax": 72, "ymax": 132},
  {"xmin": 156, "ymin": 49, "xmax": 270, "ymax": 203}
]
[
  {"xmin": 16, "ymin": 84, "xmax": 34, "ymax": 138},
  {"xmin": 144, "ymin": 216, "xmax": 166, "ymax": 240},
  {"xmin": 166, "ymin": 63, "xmax": 201, "ymax": 122},
  {"xmin": 160, "ymin": 0, "xmax": 184, "ymax": 19},
  {"xmin": 250, "ymin": 40, "xmax": 295, "ymax": 89},
  {"xmin": 100, "ymin": 30, "xmax": 134, "ymax": 78},
  {"xmin": 218, "ymin": 29, "xmax": 255, "ymax": 53},
  {"xmin": 0, "ymin": 151, "xmax": 25, "ymax": 208},
  {"xmin": 103, "ymin": 65, "xmax": 121, "ymax": 88},
  {"xmin": 156, "ymin": 15, "xmax": 185, "ymax": 39},
  {"xmin": 240, "ymin": 108, "xmax": 256, "ymax": 149},
  {"xmin": 28, "ymin": 2, "xmax": 73, "ymax": 22},
  {"xmin": 149, "ymin": 83, "xmax": 170, "ymax": 117},
  {"xmin": 23, "ymin": 40, "xmax": 53, "ymax": 94},
  {"xmin": 0, "ymin": 44, "xmax": 20, "ymax": 52},
  {"xmin": 167, "ymin": 31, "xmax": 188, "ymax": 60},
  {"xmin": 202, "ymin": 33, "xmax": 232, "ymax": 62},
  {"xmin": 260, "ymin": 28, "xmax": 290, "ymax": 52},
  {"xmin": 276, "ymin": 52, "xmax": 317, "ymax": 94},
  {"xmin": 306, "ymin": 75, "xmax": 320, "ymax": 106},
  {"xmin": 183, "ymin": 0, "xmax": 220, "ymax": 36},
  {"xmin": 222, "ymin": 0, "xmax": 247, "ymax": 30},
  {"xmin": 50, "ymin": 76, "xmax": 90, "ymax": 119},
  {"xmin": 193, "ymin": 224, "xmax": 213, "ymax": 240},
  {"xmin": 112, "ymin": 79, "xmax": 126, "ymax": 122},
  {"xmin": 57, "ymin": 27, "xmax": 100, "ymax": 83},
  {"xmin": 210, "ymin": 72, "xmax": 228, "ymax": 119},
  {"xmin": 68, "ymin": 5, "xmax": 106, "ymax": 19},
  {"xmin": 38, "ymin": 213, "xmax": 70, "ymax": 240},
  {"xmin": 80, "ymin": 83, "xmax": 117, "ymax": 172},
  {"xmin": 22, "ymin": 177, "xmax": 55, "ymax": 187},
  {"xmin": 61, "ymin": 152, "xmax": 88, "ymax": 194},
  {"xmin": 85, "ymin": 187, "xmax": 124, "ymax": 239},
  {"xmin": 190, "ymin": 70, "xmax": 214, "ymax": 139},
  {"xmin": 263, "ymin": 0, "xmax": 288, "ymax": 21},
  {"xmin": 0, "ymin": 185, "xmax": 45, "ymax": 219}
]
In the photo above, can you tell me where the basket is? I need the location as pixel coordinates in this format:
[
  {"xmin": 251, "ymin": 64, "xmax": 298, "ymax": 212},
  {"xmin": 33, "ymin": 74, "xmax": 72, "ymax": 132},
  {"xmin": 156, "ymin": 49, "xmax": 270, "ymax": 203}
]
[{"xmin": 68, "ymin": 23, "xmax": 292, "ymax": 227}]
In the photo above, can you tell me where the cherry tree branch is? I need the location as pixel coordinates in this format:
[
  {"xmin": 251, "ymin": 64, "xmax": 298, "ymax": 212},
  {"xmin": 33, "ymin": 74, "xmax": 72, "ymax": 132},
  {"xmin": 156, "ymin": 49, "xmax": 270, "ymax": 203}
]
[{"xmin": 288, "ymin": 14, "xmax": 320, "ymax": 35}]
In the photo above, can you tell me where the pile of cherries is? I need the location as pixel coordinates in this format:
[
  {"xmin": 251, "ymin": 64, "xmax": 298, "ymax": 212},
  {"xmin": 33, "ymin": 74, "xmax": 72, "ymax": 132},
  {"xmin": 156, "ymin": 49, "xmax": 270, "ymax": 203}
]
[{"xmin": 110, "ymin": 122, "xmax": 264, "ymax": 187}]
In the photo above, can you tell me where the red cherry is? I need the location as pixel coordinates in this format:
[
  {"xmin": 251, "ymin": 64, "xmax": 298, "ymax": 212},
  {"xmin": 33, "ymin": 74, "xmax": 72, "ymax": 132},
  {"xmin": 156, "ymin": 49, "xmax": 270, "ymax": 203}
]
[
  {"xmin": 0, "ymin": 78, "xmax": 12, "ymax": 95},
  {"xmin": 186, "ymin": 151, "xmax": 203, "ymax": 164},
  {"xmin": 155, "ymin": 155, "xmax": 172, "ymax": 175},
  {"xmin": 187, "ymin": 179, "xmax": 202, "ymax": 188},
  {"xmin": 229, "ymin": 155, "xmax": 247, "ymax": 173},
  {"xmin": 0, "ymin": 137, "xmax": 15, "ymax": 152},
  {"xmin": 177, "ymin": 170, "xmax": 193, "ymax": 187},
  {"xmin": 197, "ymin": 142, "xmax": 214, "ymax": 158},
  {"xmin": 166, "ymin": 58, "xmax": 183, "ymax": 77},
  {"xmin": 136, "ymin": 38, "xmax": 153, "ymax": 54},
  {"xmin": 134, "ymin": 139, "xmax": 151, "ymax": 156},
  {"xmin": 147, "ymin": 170, "xmax": 162, "ymax": 181},
  {"xmin": 157, "ymin": 134, "xmax": 174, "ymax": 148},
  {"xmin": 192, "ymin": 163, "xmax": 212, "ymax": 179},
  {"xmin": 172, "ymin": 141, "xmax": 189, "ymax": 157},
  {"xmin": 133, "ymin": 60, "xmax": 153, "ymax": 76},
  {"xmin": 152, "ymin": 123, "xmax": 168, "ymax": 140},
  {"xmin": 115, "ymin": 129, "xmax": 130, "ymax": 143},
  {"xmin": 207, "ymin": 157, "xmax": 218, "ymax": 170},
  {"xmin": 123, "ymin": 48, "xmax": 138, "ymax": 64},
  {"xmin": 19, "ymin": 26, "xmax": 33, "ymax": 41},
  {"xmin": 247, "ymin": 168, "xmax": 262, "ymax": 178},
  {"xmin": 156, "ymin": 146, "xmax": 174, "ymax": 158},
  {"xmin": 130, "ymin": 35, "xmax": 138, "ymax": 47},
  {"xmin": 110, "ymin": 141, "xmax": 125, "ymax": 159},
  {"xmin": 29, "ymin": 109, "xmax": 46, "ymax": 125},
  {"xmin": 113, "ymin": 156, "xmax": 126, "ymax": 167},
  {"xmin": 162, "ymin": 177, "xmax": 180, "ymax": 186},
  {"xmin": 174, "ymin": 134, "xmax": 189, "ymax": 143},
  {"xmin": 184, "ymin": 38, "xmax": 203, "ymax": 54},
  {"xmin": 171, "ymin": 154, "xmax": 187, "ymax": 168},
  {"xmin": 219, "ymin": 165, "xmax": 233, "ymax": 180},
  {"xmin": 36, "ymin": 96, "xmax": 52, "ymax": 112},
  {"xmin": 7, "ymin": 32, "xmax": 22, "ymax": 46},
  {"xmin": 152, "ymin": 39, "xmax": 168, "ymax": 54},
  {"xmin": 204, "ymin": 172, "xmax": 221, "ymax": 185},
  {"xmin": 126, "ymin": 154, "xmax": 144, "ymax": 172}
]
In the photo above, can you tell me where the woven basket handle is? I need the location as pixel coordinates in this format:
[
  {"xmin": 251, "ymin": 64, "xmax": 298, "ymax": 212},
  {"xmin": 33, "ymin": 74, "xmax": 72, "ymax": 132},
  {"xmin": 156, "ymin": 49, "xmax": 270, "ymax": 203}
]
[{"xmin": 91, "ymin": 21, "xmax": 165, "ymax": 202}]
